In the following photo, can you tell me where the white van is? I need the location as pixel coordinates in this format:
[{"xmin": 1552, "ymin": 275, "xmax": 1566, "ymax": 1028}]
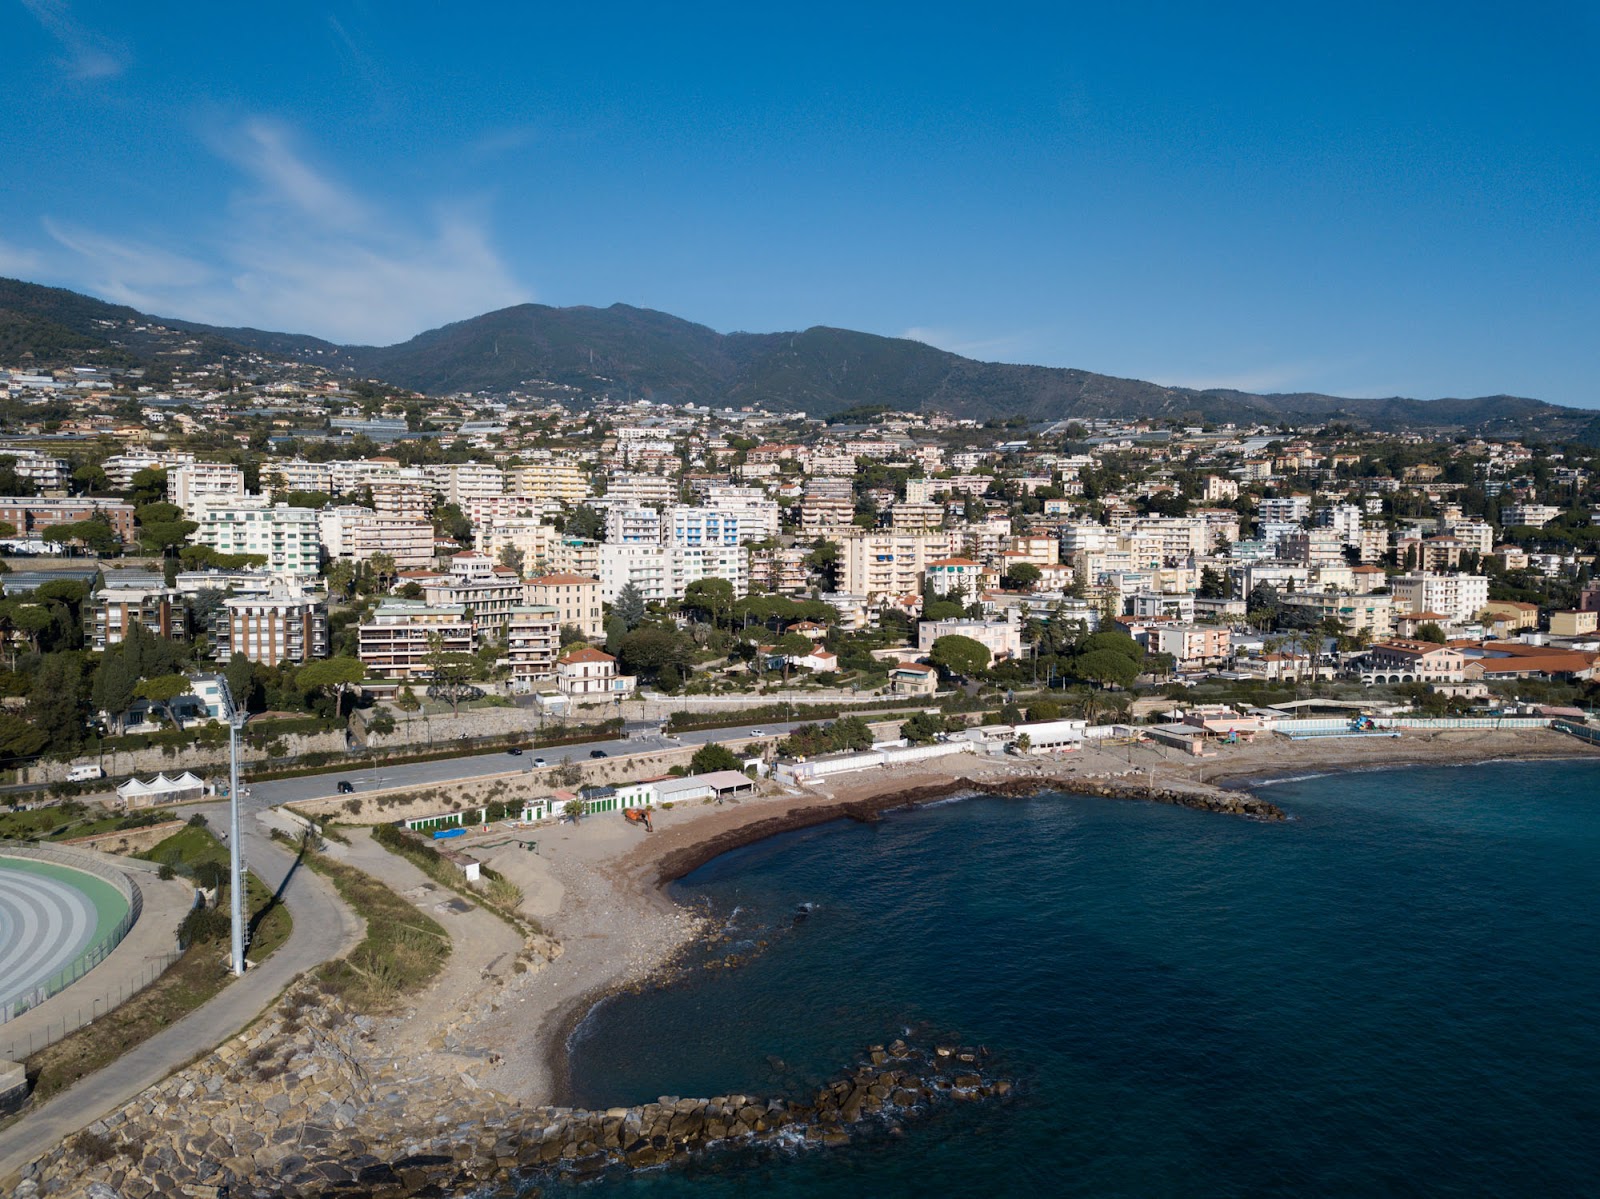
[{"xmin": 67, "ymin": 764, "xmax": 106, "ymax": 783}]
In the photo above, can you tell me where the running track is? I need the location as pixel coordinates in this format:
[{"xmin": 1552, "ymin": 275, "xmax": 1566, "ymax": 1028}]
[{"xmin": 0, "ymin": 859, "xmax": 127, "ymax": 1015}]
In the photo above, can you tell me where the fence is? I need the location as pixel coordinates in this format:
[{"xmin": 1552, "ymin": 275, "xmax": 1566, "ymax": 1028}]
[
  {"xmin": 0, "ymin": 845, "xmax": 141, "ymax": 1027},
  {"xmin": 1554, "ymin": 719, "xmax": 1600, "ymax": 747},
  {"xmin": 0, "ymin": 947, "xmax": 183, "ymax": 1062}
]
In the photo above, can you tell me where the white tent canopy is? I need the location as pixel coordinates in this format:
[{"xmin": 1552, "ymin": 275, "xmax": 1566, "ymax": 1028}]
[{"xmin": 115, "ymin": 771, "xmax": 208, "ymax": 807}]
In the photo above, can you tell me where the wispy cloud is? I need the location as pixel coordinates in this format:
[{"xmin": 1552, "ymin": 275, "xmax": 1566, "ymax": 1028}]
[
  {"xmin": 899, "ymin": 326, "xmax": 1031, "ymax": 360},
  {"xmin": 19, "ymin": 0, "xmax": 129, "ymax": 80},
  {"xmin": 0, "ymin": 237, "xmax": 45, "ymax": 279},
  {"xmin": 37, "ymin": 119, "xmax": 531, "ymax": 344}
]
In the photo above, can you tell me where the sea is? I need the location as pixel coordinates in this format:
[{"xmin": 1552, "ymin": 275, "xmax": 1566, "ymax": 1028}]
[{"xmin": 524, "ymin": 760, "xmax": 1600, "ymax": 1197}]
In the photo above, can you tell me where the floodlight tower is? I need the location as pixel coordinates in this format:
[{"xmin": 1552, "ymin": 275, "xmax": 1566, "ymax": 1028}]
[{"xmin": 217, "ymin": 677, "xmax": 249, "ymax": 977}]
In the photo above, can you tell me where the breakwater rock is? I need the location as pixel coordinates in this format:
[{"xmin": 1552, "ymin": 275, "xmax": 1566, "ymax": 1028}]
[
  {"xmin": 655, "ymin": 769, "xmax": 1283, "ymax": 885},
  {"xmin": 10, "ymin": 988, "xmax": 1008, "ymax": 1199}
]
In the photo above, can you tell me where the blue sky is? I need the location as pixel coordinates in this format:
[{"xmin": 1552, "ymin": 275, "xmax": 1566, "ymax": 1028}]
[{"xmin": 3, "ymin": 2, "xmax": 1597, "ymax": 407}]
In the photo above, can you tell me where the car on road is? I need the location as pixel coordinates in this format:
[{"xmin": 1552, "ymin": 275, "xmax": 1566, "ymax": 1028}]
[
  {"xmin": 337, "ymin": 780, "xmax": 354, "ymax": 794},
  {"xmin": 749, "ymin": 729, "xmax": 764, "ymax": 737},
  {"xmin": 589, "ymin": 749, "xmax": 608, "ymax": 759},
  {"xmin": 507, "ymin": 747, "xmax": 523, "ymax": 756},
  {"xmin": 533, "ymin": 757, "xmax": 547, "ymax": 767}
]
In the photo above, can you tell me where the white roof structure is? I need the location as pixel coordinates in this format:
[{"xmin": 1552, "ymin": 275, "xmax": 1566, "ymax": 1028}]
[{"xmin": 115, "ymin": 771, "xmax": 207, "ymax": 804}]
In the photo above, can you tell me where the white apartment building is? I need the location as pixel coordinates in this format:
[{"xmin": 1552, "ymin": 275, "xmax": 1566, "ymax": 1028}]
[
  {"xmin": 1279, "ymin": 530, "xmax": 1347, "ymax": 568},
  {"xmin": 424, "ymin": 462, "xmax": 505, "ymax": 506},
  {"xmin": 415, "ymin": 553, "xmax": 526, "ymax": 641},
  {"xmin": 1503, "ymin": 504, "xmax": 1562, "ymax": 529},
  {"xmin": 475, "ymin": 518, "xmax": 560, "ymax": 571},
  {"xmin": 262, "ymin": 458, "xmax": 336, "ymax": 495},
  {"xmin": 0, "ymin": 450, "xmax": 70, "ymax": 492},
  {"xmin": 191, "ymin": 497, "xmax": 321, "ymax": 579},
  {"xmin": 169, "ymin": 463, "xmax": 247, "ymax": 520},
  {"xmin": 606, "ymin": 505, "xmax": 663, "ymax": 543},
  {"xmin": 607, "ymin": 472, "xmax": 676, "ymax": 509},
  {"xmin": 1258, "ymin": 495, "xmax": 1312, "ymax": 524},
  {"xmin": 1129, "ymin": 517, "xmax": 1208, "ymax": 560},
  {"xmin": 917, "ymin": 613, "xmax": 1022, "ymax": 661},
  {"xmin": 1316, "ymin": 504, "xmax": 1364, "ymax": 546},
  {"xmin": 801, "ymin": 478, "xmax": 855, "ymax": 537},
  {"xmin": 1389, "ymin": 572, "xmax": 1491, "ymax": 624},
  {"xmin": 318, "ymin": 506, "xmax": 435, "ymax": 569},
  {"xmin": 700, "ymin": 486, "xmax": 781, "ymax": 541},
  {"xmin": 555, "ymin": 647, "xmax": 637, "ymax": 697},
  {"xmin": 1061, "ymin": 523, "xmax": 1112, "ymax": 555},
  {"xmin": 101, "ymin": 451, "xmax": 195, "ymax": 489},
  {"xmin": 667, "ymin": 505, "xmax": 746, "ymax": 547},
  {"xmin": 599, "ymin": 542, "xmax": 747, "ymax": 603},
  {"xmin": 1445, "ymin": 519, "xmax": 1495, "ymax": 555}
]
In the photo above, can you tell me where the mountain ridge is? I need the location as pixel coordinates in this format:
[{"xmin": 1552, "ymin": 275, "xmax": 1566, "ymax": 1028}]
[{"xmin": 2, "ymin": 276, "xmax": 1595, "ymax": 438}]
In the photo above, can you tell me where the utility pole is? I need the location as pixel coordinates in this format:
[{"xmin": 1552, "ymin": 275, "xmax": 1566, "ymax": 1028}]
[{"xmin": 218, "ymin": 678, "xmax": 249, "ymax": 977}]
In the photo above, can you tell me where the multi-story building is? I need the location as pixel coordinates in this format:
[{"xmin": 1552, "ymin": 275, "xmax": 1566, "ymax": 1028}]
[
  {"xmin": 357, "ymin": 600, "xmax": 473, "ymax": 679},
  {"xmin": 262, "ymin": 458, "xmax": 336, "ymax": 495},
  {"xmin": 838, "ymin": 530, "xmax": 946, "ymax": 600},
  {"xmin": 83, "ymin": 585, "xmax": 188, "ymax": 650},
  {"xmin": 606, "ymin": 505, "xmax": 664, "ymax": 543},
  {"xmin": 0, "ymin": 450, "xmax": 71, "ymax": 492},
  {"xmin": 916, "ymin": 613, "xmax": 1022, "ymax": 662},
  {"xmin": 800, "ymin": 478, "xmax": 854, "ymax": 537},
  {"xmin": 606, "ymin": 472, "xmax": 676, "ymax": 509},
  {"xmin": 892, "ymin": 502, "xmax": 945, "ymax": 532},
  {"xmin": 505, "ymin": 456, "xmax": 591, "ymax": 505},
  {"xmin": 1257, "ymin": 495, "xmax": 1312, "ymax": 524},
  {"xmin": 524, "ymin": 573, "xmax": 603, "ymax": 640},
  {"xmin": 1281, "ymin": 591, "xmax": 1396, "ymax": 640},
  {"xmin": 318, "ymin": 506, "xmax": 435, "ymax": 569},
  {"xmin": 215, "ymin": 585, "xmax": 329, "ymax": 666},
  {"xmin": 1149, "ymin": 624, "xmax": 1231, "ymax": 670},
  {"xmin": 1279, "ymin": 530, "xmax": 1347, "ymax": 568},
  {"xmin": 1360, "ymin": 640, "xmax": 1466, "ymax": 685},
  {"xmin": 666, "ymin": 505, "xmax": 744, "ymax": 547},
  {"xmin": 190, "ymin": 497, "xmax": 322, "ymax": 579},
  {"xmin": 100, "ymin": 450, "xmax": 195, "ymax": 489},
  {"xmin": 598, "ymin": 542, "xmax": 748, "ymax": 603},
  {"xmin": 699, "ymin": 486, "xmax": 781, "ymax": 541},
  {"xmin": 424, "ymin": 462, "xmax": 505, "ymax": 506},
  {"xmin": 1389, "ymin": 572, "xmax": 1490, "ymax": 625},
  {"xmin": 369, "ymin": 480, "xmax": 434, "ymax": 521},
  {"xmin": 474, "ymin": 518, "xmax": 560, "ymax": 571},
  {"xmin": 748, "ymin": 545, "xmax": 810, "ymax": 595},
  {"xmin": 926, "ymin": 557, "xmax": 986, "ymax": 598},
  {"xmin": 0, "ymin": 497, "xmax": 136, "ymax": 540},
  {"xmin": 1503, "ymin": 504, "xmax": 1562, "ymax": 529},
  {"xmin": 169, "ymin": 462, "xmax": 247, "ymax": 519},
  {"xmin": 506, "ymin": 605, "xmax": 561, "ymax": 691},
  {"xmin": 413, "ymin": 553, "xmax": 526, "ymax": 641},
  {"xmin": 1444, "ymin": 519, "xmax": 1495, "ymax": 556}
]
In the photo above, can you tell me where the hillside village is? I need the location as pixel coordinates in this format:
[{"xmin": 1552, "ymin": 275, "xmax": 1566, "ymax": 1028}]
[{"xmin": 1, "ymin": 344, "xmax": 1598, "ymax": 790}]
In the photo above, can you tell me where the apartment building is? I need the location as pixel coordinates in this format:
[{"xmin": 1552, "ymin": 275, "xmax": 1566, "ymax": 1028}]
[
  {"xmin": 1389, "ymin": 572, "xmax": 1490, "ymax": 625},
  {"xmin": 607, "ymin": 472, "xmax": 676, "ymax": 508},
  {"xmin": 262, "ymin": 458, "xmax": 336, "ymax": 495},
  {"xmin": 1279, "ymin": 530, "xmax": 1347, "ymax": 568},
  {"xmin": 1444, "ymin": 519, "xmax": 1494, "ymax": 556},
  {"xmin": 916, "ymin": 614, "xmax": 1022, "ymax": 661},
  {"xmin": 1281, "ymin": 591, "xmax": 1396, "ymax": 639},
  {"xmin": 424, "ymin": 462, "xmax": 505, "ymax": 506},
  {"xmin": 505, "ymin": 457, "xmax": 591, "ymax": 505},
  {"xmin": 667, "ymin": 505, "xmax": 745, "ymax": 547},
  {"xmin": 169, "ymin": 462, "xmax": 247, "ymax": 519},
  {"xmin": 474, "ymin": 517, "xmax": 560, "ymax": 571},
  {"xmin": 1257, "ymin": 495, "xmax": 1312, "ymax": 523},
  {"xmin": 1149, "ymin": 624, "xmax": 1232, "ymax": 670},
  {"xmin": 357, "ymin": 600, "xmax": 473, "ymax": 679},
  {"xmin": 524, "ymin": 573, "xmax": 603, "ymax": 639},
  {"xmin": 749, "ymin": 545, "xmax": 810, "ymax": 595},
  {"xmin": 926, "ymin": 557, "xmax": 985, "ymax": 598},
  {"xmin": 0, "ymin": 497, "xmax": 136, "ymax": 540},
  {"xmin": 800, "ymin": 477, "xmax": 855, "ymax": 537},
  {"xmin": 215, "ymin": 585, "xmax": 329, "ymax": 666},
  {"xmin": 190, "ymin": 498, "xmax": 321, "ymax": 579},
  {"xmin": 414, "ymin": 553, "xmax": 525, "ymax": 641},
  {"xmin": 891, "ymin": 502, "xmax": 945, "ymax": 532},
  {"xmin": 318, "ymin": 506, "xmax": 435, "ymax": 569},
  {"xmin": 606, "ymin": 505, "xmax": 663, "ymax": 543},
  {"xmin": 838, "ymin": 530, "xmax": 945, "ymax": 600},
  {"xmin": 83, "ymin": 585, "xmax": 187, "ymax": 650},
  {"xmin": 1503, "ymin": 504, "xmax": 1562, "ymax": 528},
  {"xmin": 699, "ymin": 486, "xmax": 781, "ymax": 541},
  {"xmin": 101, "ymin": 450, "xmax": 195, "ymax": 489},
  {"xmin": 369, "ymin": 480, "xmax": 434, "ymax": 521},
  {"xmin": 0, "ymin": 449, "xmax": 71, "ymax": 492},
  {"xmin": 598, "ymin": 542, "xmax": 748, "ymax": 603},
  {"xmin": 1361, "ymin": 640, "xmax": 1466, "ymax": 685},
  {"xmin": 506, "ymin": 605, "xmax": 562, "ymax": 691}
]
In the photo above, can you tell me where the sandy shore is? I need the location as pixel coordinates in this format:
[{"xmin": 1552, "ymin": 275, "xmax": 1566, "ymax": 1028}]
[{"xmin": 412, "ymin": 727, "xmax": 1599, "ymax": 1108}]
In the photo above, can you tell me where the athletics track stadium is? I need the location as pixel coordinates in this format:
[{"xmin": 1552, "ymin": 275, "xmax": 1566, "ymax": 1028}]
[{"xmin": 0, "ymin": 849, "xmax": 136, "ymax": 1024}]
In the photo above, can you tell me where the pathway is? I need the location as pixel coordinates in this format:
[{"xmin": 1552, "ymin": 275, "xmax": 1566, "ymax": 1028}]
[{"xmin": 0, "ymin": 825, "xmax": 363, "ymax": 1185}]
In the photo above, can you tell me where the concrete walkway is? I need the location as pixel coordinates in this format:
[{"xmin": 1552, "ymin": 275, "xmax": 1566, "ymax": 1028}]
[
  {"xmin": 0, "ymin": 822, "xmax": 363, "ymax": 1185},
  {"xmin": 0, "ymin": 865, "xmax": 196, "ymax": 1063}
]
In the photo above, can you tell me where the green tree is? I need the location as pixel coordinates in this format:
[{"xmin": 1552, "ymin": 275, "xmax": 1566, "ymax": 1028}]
[
  {"xmin": 297, "ymin": 656, "xmax": 366, "ymax": 718},
  {"xmin": 900, "ymin": 710, "xmax": 948, "ymax": 745},
  {"xmin": 395, "ymin": 684, "xmax": 420, "ymax": 712},
  {"xmin": 91, "ymin": 650, "xmax": 139, "ymax": 733},
  {"xmin": 613, "ymin": 583, "xmax": 647, "ymax": 630},
  {"xmin": 497, "ymin": 544, "xmax": 526, "ymax": 576},
  {"xmin": 682, "ymin": 577, "xmax": 734, "ymax": 629},
  {"xmin": 1002, "ymin": 562, "xmax": 1042, "ymax": 591},
  {"xmin": 618, "ymin": 626, "xmax": 691, "ymax": 680},
  {"xmin": 775, "ymin": 631, "xmax": 813, "ymax": 682},
  {"xmin": 805, "ymin": 540, "xmax": 841, "ymax": 589},
  {"xmin": 134, "ymin": 673, "xmax": 192, "ymax": 729},
  {"xmin": 604, "ymin": 614, "xmax": 628, "ymax": 655},
  {"xmin": 690, "ymin": 743, "xmax": 742, "ymax": 774},
  {"xmin": 1416, "ymin": 622, "xmax": 1447, "ymax": 644},
  {"xmin": 0, "ymin": 710, "xmax": 49, "ymax": 765},
  {"xmin": 28, "ymin": 654, "xmax": 88, "ymax": 754},
  {"xmin": 1073, "ymin": 649, "xmax": 1140, "ymax": 690},
  {"xmin": 424, "ymin": 634, "xmax": 478, "ymax": 716},
  {"xmin": 928, "ymin": 634, "xmax": 991, "ymax": 679}
]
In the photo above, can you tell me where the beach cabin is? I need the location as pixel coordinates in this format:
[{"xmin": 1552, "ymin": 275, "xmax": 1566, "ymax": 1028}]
[{"xmin": 1010, "ymin": 719, "xmax": 1087, "ymax": 753}]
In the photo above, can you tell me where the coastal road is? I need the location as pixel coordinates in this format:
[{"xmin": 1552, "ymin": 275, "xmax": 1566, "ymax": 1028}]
[
  {"xmin": 243, "ymin": 722, "xmax": 827, "ymax": 809},
  {"xmin": 0, "ymin": 821, "xmax": 364, "ymax": 1185}
]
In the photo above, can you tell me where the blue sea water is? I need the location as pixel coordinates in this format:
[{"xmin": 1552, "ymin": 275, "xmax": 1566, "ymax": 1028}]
[{"xmin": 546, "ymin": 760, "xmax": 1600, "ymax": 1197}]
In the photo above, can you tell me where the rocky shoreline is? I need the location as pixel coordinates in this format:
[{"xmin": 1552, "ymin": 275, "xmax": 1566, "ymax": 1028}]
[
  {"xmin": 10, "ymin": 982, "xmax": 1009, "ymax": 1199},
  {"xmin": 652, "ymin": 769, "xmax": 1284, "ymax": 887}
]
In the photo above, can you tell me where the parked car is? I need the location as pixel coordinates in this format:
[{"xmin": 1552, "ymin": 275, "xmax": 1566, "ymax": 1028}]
[
  {"xmin": 337, "ymin": 780, "xmax": 354, "ymax": 794},
  {"xmin": 507, "ymin": 747, "xmax": 523, "ymax": 756},
  {"xmin": 589, "ymin": 749, "xmax": 608, "ymax": 759}
]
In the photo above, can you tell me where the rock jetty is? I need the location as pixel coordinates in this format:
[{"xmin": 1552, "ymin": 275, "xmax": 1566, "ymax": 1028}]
[{"xmin": 10, "ymin": 987, "xmax": 1009, "ymax": 1199}]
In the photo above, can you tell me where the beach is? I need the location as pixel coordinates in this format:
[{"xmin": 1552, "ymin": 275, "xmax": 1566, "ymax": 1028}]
[{"xmin": 404, "ymin": 725, "xmax": 1600, "ymax": 1109}]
